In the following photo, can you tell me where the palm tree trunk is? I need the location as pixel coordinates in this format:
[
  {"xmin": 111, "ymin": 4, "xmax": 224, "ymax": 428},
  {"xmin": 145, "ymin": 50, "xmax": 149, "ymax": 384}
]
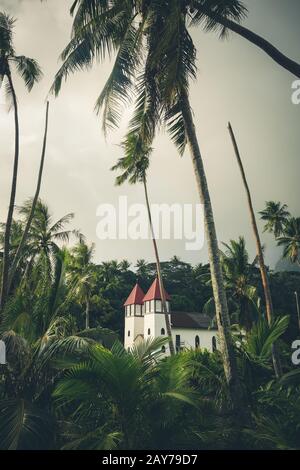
[
  {"xmin": 294, "ymin": 291, "xmax": 300, "ymax": 334},
  {"xmin": 143, "ymin": 178, "xmax": 175, "ymax": 356},
  {"xmin": 85, "ymin": 297, "xmax": 90, "ymax": 330},
  {"xmin": 204, "ymin": 11, "xmax": 300, "ymax": 78},
  {"xmin": 0, "ymin": 72, "xmax": 20, "ymax": 311},
  {"xmin": 8, "ymin": 102, "xmax": 50, "ymax": 292},
  {"xmin": 228, "ymin": 122, "xmax": 282, "ymax": 378},
  {"xmin": 180, "ymin": 91, "xmax": 244, "ymax": 409}
]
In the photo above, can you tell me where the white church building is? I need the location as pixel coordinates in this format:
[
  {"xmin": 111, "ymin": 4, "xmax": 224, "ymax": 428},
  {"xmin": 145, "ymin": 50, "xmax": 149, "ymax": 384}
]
[{"xmin": 124, "ymin": 278, "xmax": 218, "ymax": 355}]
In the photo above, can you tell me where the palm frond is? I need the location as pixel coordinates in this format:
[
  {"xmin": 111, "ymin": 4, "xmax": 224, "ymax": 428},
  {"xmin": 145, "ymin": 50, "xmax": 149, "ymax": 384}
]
[
  {"xmin": 244, "ymin": 315, "xmax": 289, "ymax": 362},
  {"xmin": 13, "ymin": 56, "xmax": 43, "ymax": 91},
  {"xmin": 0, "ymin": 399, "xmax": 54, "ymax": 450},
  {"xmin": 130, "ymin": 336, "xmax": 168, "ymax": 365},
  {"xmin": 0, "ymin": 12, "xmax": 15, "ymax": 53},
  {"xmin": 189, "ymin": 0, "xmax": 248, "ymax": 39},
  {"xmin": 50, "ymin": 213, "xmax": 74, "ymax": 234},
  {"xmin": 95, "ymin": 23, "xmax": 142, "ymax": 134}
]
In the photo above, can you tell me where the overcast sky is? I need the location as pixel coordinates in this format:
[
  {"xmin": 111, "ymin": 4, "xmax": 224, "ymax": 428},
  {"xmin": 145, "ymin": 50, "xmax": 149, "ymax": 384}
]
[{"xmin": 0, "ymin": 0, "xmax": 299, "ymax": 268}]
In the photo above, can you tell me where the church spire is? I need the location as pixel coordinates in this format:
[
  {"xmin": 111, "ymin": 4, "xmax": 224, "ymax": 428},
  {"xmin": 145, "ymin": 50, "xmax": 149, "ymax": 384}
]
[
  {"xmin": 143, "ymin": 277, "xmax": 171, "ymax": 302},
  {"xmin": 124, "ymin": 283, "xmax": 145, "ymax": 306}
]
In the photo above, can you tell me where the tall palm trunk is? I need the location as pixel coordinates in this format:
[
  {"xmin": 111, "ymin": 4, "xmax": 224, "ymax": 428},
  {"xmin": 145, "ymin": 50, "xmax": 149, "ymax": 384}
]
[
  {"xmin": 8, "ymin": 102, "xmax": 50, "ymax": 292},
  {"xmin": 180, "ymin": 91, "xmax": 244, "ymax": 408},
  {"xmin": 85, "ymin": 296, "xmax": 90, "ymax": 330},
  {"xmin": 0, "ymin": 72, "xmax": 20, "ymax": 311},
  {"xmin": 143, "ymin": 177, "xmax": 175, "ymax": 356},
  {"xmin": 228, "ymin": 122, "xmax": 282, "ymax": 378},
  {"xmin": 203, "ymin": 11, "xmax": 300, "ymax": 79},
  {"xmin": 295, "ymin": 291, "xmax": 300, "ymax": 334}
]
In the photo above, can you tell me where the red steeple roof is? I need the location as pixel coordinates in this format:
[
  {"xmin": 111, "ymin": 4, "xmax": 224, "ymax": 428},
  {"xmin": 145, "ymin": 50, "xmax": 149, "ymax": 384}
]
[
  {"xmin": 124, "ymin": 283, "xmax": 145, "ymax": 306},
  {"xmin": 143, "ymin": 278, "xmax": 171, "ymax": 302}
]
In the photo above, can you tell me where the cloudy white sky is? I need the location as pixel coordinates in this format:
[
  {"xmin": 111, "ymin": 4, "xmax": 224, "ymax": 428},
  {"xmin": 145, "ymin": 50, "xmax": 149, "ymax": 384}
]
[{"xmin": 0, "ymin": 0, "xmax": 299, "ymax": 268}]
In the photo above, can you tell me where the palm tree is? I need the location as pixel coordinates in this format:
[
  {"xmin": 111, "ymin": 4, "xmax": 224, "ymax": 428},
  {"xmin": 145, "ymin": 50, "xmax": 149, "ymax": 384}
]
[
  {"xmin": 0, "ymin": 247, "xmax": 116, "ymax": 449},
  {"xmin": 221, "ymin": 237, "xmax": 259, "ymax": 332},
  {"xmin": 67, "ymin": 242, "xmax": 97, "ymax": 329},
  {"xmin": 259, "ymin": 202, "xmax": 290, "ymax": 239},
  {"xmin": 112, "ymin": 135, "xmax": 175, "ymax": 355},
  {"xmin": 189, "ymin": 1, "xmax": 300, "ymax": 79},
  {"xmin": 119, "ymin": 259, "xmax": 131, "ymax": 273},
  {"xmin": 17, "ymin": 200, "xmax": 81, "ymax": 280},
  {"xmin": 228, "ymin": 122, "xmax": 281, "ymax": 378},
  {"xmin": 7, "ymin": 102, "xmax": 50, "ymax": 293},
  {"xmin": 53, "ymin": 340, "xmax": 199, "ymax": 450},
  {"xmin": 0, "ymin": 12, "xmax": 42, "ymax": 310},
  {"xmin": 98, "ymin": 260, "xmax": 121, "ymax": 285},
  {"xmin": 52, "ymin": 0, "xmax": 244, "ymax": 409},
  {"xmin": 136, "ymin": 259, "xmax": 149, "ymax": 278},
  {"xmin": 277, "ymin": 218, "xmax": 300, "ymax": 267}
]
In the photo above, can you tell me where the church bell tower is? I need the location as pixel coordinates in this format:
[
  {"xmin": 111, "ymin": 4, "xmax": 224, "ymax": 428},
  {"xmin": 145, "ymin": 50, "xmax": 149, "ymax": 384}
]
[{"xmin": 124, "ymin": 283, "xmax": 145, "ymax": 351}]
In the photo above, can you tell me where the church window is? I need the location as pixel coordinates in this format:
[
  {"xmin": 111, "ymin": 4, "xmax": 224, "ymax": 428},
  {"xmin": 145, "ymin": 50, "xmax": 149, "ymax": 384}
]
[
  {"xmin": 162, "ymin": 346, "xmax": 166, "ymax": 353},
  {"xmin": 161, "ymin": 328, "xmax": 165, "ymax": 335},
  {"xmin": 128, "ymin": 330, "xmax": 130, "ymax": 337},
  {"xmin": 148, "ymin": 328, "xmax": 151, "ymax": 335},
  {"xmin": 195, "ymin": 335, "xmax": 200, "ymax": 349}
]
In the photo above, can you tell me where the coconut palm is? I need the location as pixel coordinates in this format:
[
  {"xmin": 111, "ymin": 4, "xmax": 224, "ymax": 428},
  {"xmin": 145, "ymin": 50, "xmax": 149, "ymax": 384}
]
[
  {"xmin": 0, "ymin": 12, "xmax": 42, "ymax": 310},
  {"xmin": 228, "ymin": 123, "xmax": 282, "ymax": 378},
  {"xmin": 0, "ymin": 220, "xmax": 26, "ymax": 292},
  {"xmin": 51, "ymin": 0, "xmax": 244, "ymax": 408},
  {"xmin": 0, "ymin": 248, "xmax": 116, "ymax": 450},
  {"xmin": 67, "ymin": 242, "xmax": 97, "ymax": 329},
  {"xmin": 119, "ymin": 260, "xmax": 131, "ymax": 273},
  {"xmin": 221, "ymin": 237, "xmax": 259, "ymax": 332},
  {"xmin": 259, "ymin": 202, "xmax": 290, "ymax": 239},
  {"xmin": 112, "ymin": 135, "xmax": 175, "ymax": 355},
  {"xmin": 98, "ymin": 260, "xmax": 122, "ymax": 286},
  {"xmin": 7, "ymin": 102, "xmax": 50, "ymax": 294},
  {"xmin": 17, "ymin": 200, "xmax": 81, "ymax": 280},
  {"xmin": 277, "ymin": 218, "xmax": 300, "ymax": 267},
  {"xmin": 189, "ymin": 1, "xmax": 300, "ymax": 79},
  {"xmin": 53, "ymin": 340, "xmax": 200, "ymax": 450},
  {"xmin": 203, "ymin": 238, "xmax": 259, "ymax": 331}
]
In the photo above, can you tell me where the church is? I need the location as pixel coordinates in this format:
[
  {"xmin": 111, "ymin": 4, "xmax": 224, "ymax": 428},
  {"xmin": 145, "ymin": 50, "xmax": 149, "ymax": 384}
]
[{"xmin": 124, "ymin": 278, "xmax": 218, "ymax": 355}]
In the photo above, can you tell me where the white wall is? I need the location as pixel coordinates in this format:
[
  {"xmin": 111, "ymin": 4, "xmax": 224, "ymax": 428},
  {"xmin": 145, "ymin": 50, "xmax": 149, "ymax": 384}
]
[
  {"xmin": 143, "ymin": 313, "xmax": 218, "ymax": 357},
  {"xmin": 124, "ymin": 315, "xmax": 144, "ymax": 351},
  {"xmin": 125, "ymin": 309, "xmax": 218, "ymax": 357},
  {"xmin": 171, "ymin": 328, "xmax": 217, "ymax": 353},
  {"xmin": 151, "ymin": 326, "xmax": 217, "ymax": 357},
  {"xmin": 144, "ymin": 312, "xmax": 172, "ymax": 342}
]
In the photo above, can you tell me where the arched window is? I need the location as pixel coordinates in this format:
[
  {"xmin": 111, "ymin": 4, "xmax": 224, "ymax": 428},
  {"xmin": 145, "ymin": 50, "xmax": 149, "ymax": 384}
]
[
  {"xmin": 148, "ymin": 328, "xmax": 151, "ymax": 335},
  {"xmin": 161, "ymin": 328, "xmax": 165, "ymax": 335},
  {"xmin": 161, "ymin": 346, "xmax": 166, "ymax": 353},
  {"xmin": 195, "ymin": 335, "xmax": 200, "ymax": 349},
  {"xmin": 212, "ymin": 336, "xmax": 217, "ymax": 352},
  {"xmin": 128, "ymin": 330, "xmax": 130, "ymax": 337}
]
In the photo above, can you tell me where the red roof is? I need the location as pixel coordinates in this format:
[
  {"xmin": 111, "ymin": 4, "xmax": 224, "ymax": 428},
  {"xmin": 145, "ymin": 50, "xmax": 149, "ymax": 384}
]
[
  {"xmin": 124, "ymin": 283, "xmax": 145, "ymax": 306},
  {"xmin": 143, "ymin": 278, "xmax": 171, "ymax": 302}
]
